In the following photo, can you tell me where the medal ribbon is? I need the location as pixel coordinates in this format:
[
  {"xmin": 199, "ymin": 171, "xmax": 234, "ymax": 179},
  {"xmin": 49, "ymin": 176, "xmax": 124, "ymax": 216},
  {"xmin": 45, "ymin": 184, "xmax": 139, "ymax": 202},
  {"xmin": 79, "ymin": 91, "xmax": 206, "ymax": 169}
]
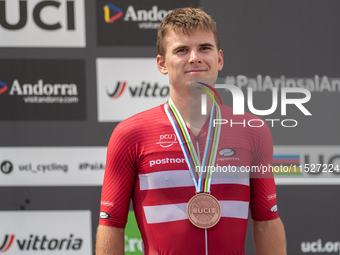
[{"xmin": 164, "ymin": 89, "xmax": 221, "ymax": 193}]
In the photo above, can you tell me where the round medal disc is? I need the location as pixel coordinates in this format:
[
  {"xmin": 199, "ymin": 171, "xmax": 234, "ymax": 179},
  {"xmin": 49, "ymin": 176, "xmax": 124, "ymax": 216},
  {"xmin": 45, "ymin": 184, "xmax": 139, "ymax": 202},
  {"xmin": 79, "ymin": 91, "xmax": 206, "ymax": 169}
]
[{"xmin": 186, "ymin": 193, "xmax": 221, "ymax": 229}]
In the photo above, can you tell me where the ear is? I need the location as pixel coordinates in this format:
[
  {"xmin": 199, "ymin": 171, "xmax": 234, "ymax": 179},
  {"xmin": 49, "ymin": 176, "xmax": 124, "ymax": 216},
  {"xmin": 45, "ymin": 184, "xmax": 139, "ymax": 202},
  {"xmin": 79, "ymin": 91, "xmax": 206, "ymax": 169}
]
[
  {"xmin": 218, "ymin": 49, "xmax": 224, "ymax": 71},
  {"xmin": 157, "ymin": 55, "xmax": 168, "ymax": 75}
]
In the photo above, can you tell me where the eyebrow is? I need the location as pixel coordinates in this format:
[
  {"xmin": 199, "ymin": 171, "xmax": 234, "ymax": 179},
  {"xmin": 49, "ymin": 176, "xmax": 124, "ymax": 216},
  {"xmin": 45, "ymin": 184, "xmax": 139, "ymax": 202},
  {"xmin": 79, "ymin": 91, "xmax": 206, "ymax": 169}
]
[
  {"xmin": 172, "ymin": 43, "xmax": 215, "ymax": 53},
  {"xmin": 199, "ymin": 43, "xmax": 215, "ymax": 48}
]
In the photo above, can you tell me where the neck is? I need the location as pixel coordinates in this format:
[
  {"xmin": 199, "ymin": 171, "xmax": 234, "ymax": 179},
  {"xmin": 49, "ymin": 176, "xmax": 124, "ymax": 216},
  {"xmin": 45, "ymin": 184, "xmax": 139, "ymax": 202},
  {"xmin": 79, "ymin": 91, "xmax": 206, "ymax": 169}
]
[{"xmin": 170, "ymin": 91, "xmax": 213, "ymax": 135}]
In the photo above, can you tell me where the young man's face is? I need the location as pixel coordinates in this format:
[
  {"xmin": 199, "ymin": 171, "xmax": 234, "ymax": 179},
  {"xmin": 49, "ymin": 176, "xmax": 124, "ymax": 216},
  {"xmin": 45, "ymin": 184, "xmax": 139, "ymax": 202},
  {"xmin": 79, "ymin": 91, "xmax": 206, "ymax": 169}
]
[{"xmin": 157, "ymin": 28, "xmax": 223, "ymax": 94}]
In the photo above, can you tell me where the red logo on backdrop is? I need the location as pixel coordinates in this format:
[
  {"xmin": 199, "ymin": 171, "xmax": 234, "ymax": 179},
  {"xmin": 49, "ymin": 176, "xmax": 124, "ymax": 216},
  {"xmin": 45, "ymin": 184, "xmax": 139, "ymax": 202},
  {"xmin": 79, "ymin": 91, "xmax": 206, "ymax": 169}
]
[
  {"xmin": 0, "ymin": 235, "xmax": 15, "ymax": 253},
  {"xmin": 106, "ymin": 81, "xmax": 127, "ymax": 99}
]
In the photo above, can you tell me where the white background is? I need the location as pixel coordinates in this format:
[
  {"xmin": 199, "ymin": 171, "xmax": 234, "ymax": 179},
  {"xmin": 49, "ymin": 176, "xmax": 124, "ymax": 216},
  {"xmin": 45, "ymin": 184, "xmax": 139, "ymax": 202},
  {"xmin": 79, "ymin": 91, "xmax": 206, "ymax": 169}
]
[
  {"xmin": 0, "ymin": 0, "xmax": 86, "ymax": 47},
  {"xmin": 96, "ymin": 58, "xmax": 170, "ymax": 122},
  {"xmin": 0, "ymin": 147, "xmax": 106, "ymax": 186}
]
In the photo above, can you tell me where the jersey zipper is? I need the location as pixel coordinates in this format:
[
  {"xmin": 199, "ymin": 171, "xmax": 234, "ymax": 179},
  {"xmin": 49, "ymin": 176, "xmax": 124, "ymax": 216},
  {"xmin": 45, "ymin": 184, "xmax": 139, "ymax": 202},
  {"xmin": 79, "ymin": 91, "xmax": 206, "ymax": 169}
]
[{"xmin": 195, "ymin": 134, "xmax": 208, "ymax": 255}]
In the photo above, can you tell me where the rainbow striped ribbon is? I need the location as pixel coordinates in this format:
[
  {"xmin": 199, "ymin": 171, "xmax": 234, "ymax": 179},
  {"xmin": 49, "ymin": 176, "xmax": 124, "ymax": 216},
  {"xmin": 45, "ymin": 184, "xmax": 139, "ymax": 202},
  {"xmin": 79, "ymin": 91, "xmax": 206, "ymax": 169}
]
[{"xmin": 164, "ymin": 97, "xmax": 221, "ymax": 193}]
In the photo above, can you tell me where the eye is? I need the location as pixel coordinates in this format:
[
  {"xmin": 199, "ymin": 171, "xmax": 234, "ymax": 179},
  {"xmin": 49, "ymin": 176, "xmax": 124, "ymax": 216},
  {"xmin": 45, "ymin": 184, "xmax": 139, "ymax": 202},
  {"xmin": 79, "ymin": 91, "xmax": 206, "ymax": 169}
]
[
  {"xmin": 201, "ymin": 46, "xmax": 212, "ymax": 51},
  {"xmin": 176, "ymin": 48, "xmax": 187, "ymax": 53}
]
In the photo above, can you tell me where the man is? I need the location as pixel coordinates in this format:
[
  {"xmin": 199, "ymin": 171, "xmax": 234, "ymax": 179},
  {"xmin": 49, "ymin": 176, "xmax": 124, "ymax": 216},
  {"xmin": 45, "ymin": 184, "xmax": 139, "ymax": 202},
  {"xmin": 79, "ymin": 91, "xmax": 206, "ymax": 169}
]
[{"xmin": 96, "ymin": 7, "xmax": 286, "ymax": 255}]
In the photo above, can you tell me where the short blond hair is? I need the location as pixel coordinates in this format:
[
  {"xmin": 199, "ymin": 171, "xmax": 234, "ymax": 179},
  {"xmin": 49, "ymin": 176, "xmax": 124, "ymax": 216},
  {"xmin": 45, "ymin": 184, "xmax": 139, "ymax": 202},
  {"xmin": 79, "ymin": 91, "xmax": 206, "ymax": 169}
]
[{"xmin": 157, "ymin": 7, "xmax": 220, "ymax": 57}]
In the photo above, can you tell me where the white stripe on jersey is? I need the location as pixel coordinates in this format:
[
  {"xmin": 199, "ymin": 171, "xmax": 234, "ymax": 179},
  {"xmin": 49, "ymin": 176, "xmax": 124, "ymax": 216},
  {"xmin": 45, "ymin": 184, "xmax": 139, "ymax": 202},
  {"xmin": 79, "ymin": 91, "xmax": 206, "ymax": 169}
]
[
  {"xmin": 143, "ymin": 201, "xmax": 249, "ymax": 224},
  {"xmin": 139, "ymin": 169, "xmax": 249, "ymax": 191},
  {"xmin": 220, "ymin": 201, "xmax": 249, "ymax": 219},
  {"xmin": 139, "ymin": 170, "xmax": 193, "ymax": 190},
  {"xmin": 143, "ymin": 203, "xmax": 187, "ymax": 224}
]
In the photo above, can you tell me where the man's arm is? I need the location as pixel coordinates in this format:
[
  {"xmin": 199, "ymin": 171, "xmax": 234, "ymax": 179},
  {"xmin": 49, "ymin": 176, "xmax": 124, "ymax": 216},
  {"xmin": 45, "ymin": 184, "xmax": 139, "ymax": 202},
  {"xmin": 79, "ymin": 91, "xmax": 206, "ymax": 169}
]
[
  {"xmin": 252, "ymin": 217, "xmax": 287, "ymax": 255},
  {"xmin": 96, "ymin": 225, "xmax": 125, "ymax": 255}
]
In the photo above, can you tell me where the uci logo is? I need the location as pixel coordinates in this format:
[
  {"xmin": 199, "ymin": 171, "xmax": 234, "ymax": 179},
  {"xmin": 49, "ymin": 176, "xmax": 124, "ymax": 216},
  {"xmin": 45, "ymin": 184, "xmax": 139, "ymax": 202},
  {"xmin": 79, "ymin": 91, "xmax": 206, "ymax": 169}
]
[
  {"xmin": 193, "ymin": 208, "xmax": 216, "ymax": 214},
  {"xmin": 0, "ymin": 0, "xmax": 75, "ymax": 31}
]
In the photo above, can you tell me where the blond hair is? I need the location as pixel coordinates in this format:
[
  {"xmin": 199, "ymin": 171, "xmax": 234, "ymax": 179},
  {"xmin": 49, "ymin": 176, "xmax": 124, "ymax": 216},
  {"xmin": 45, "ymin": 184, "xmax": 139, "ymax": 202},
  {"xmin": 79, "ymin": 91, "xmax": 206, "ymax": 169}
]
[{"xmin": 157, "ymin": 7, "xmax": 220, "ymax": 57}]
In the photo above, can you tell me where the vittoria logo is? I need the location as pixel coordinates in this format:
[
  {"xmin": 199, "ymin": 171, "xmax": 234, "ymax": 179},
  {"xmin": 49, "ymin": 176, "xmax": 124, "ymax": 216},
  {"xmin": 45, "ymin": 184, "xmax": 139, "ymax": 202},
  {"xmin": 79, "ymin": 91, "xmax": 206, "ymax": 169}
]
[
  {"xmin": 106, "ymin": 81, "xmax": 127, "ymax": 99},
  {"xmin": 0, "ymin": 234, "xmax": 14, "ymax": 252},
  {"xmin": 97, "ymin": 58, "xmax": 170, "ymax": 122},
  {"xmin": 0, "ymin": 234, "xmax": 83, "ymax": 252},
  {"xmin": 0, "ymin": 211, "xmax": 91, "ymax": 254},
  {"xmin": 106, "ymin": 81, "xmax": 169, "ymax": 99}
]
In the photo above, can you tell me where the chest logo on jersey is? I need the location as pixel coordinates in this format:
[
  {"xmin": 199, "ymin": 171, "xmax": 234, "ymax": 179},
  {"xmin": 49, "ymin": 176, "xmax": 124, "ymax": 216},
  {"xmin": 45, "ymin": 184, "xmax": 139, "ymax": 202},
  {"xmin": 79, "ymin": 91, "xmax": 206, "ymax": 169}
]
[
  {"xmin": 217, "ymin": 148, "xmax": 240, "ymax": 161},
  {"xmin": 219, "ymin": 148, "xmax": 236, "ymax": 157},
  {"xmin": 156, "ymin": 134, "xmax": 178, "ymax": 148}
]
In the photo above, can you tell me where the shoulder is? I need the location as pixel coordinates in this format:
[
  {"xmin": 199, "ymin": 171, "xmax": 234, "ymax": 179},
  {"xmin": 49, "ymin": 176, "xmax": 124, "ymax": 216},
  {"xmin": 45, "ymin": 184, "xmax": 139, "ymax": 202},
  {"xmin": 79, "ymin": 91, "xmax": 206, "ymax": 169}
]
[
  {"xmin": 112, "ymin": 104, "xmax": 166, "ymax": 137},
  {"xmin": 106, "ymin": 104, "xmax": 166, "ymax": 155}
]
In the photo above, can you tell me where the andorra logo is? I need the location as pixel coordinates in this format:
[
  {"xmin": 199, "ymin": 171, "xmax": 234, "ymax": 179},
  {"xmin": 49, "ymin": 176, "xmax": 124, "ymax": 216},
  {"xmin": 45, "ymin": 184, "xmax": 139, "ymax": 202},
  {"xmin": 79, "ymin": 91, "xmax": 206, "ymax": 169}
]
[
  {"xmin": 0, "ymin": 80, "xmax": 8, "ymax": 95},
  {"xmin": 104, "ymin": 4, "xmax": 123, "ymax": 23}
]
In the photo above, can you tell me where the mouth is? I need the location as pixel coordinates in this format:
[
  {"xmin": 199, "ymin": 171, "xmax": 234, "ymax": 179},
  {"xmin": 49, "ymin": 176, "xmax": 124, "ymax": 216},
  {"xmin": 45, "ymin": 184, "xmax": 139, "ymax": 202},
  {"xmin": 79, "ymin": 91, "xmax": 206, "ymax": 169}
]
[{"xmin": 185, "ymin": 69, "xmax": 207, "ymax": 74}]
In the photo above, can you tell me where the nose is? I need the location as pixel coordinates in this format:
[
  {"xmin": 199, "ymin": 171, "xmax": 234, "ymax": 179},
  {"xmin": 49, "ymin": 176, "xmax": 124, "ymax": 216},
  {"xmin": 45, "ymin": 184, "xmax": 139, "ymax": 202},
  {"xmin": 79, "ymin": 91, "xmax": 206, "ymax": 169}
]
[{"xmin": 189, "ymin": 50, "xmax": 201, "ymax": 64}]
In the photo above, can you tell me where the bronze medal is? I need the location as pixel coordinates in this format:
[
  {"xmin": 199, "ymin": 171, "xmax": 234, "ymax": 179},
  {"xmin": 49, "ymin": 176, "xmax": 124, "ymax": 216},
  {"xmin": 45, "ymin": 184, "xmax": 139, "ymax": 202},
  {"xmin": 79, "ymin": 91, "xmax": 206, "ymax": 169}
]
[{"xmin": 186, "ymin": 193, "xmax": 221, "ymax": 229}]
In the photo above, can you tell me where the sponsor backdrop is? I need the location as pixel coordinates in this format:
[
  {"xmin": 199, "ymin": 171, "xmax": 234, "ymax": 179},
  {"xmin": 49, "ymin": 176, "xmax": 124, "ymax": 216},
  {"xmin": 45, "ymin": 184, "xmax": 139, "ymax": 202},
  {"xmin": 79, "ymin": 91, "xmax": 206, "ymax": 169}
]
[
  {"xmin": 0, "ymin": 0, "xmax": 339, "ymax": 254},
  {"xmin": 0, "ymin": 211, "xmax": 92, "ymax": 254}
]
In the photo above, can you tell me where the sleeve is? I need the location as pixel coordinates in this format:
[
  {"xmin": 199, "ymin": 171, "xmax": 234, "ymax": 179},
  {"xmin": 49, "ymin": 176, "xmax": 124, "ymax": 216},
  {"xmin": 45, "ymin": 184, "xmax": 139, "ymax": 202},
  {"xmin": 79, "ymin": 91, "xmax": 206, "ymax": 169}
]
[
  {"xmin": 249, "ymin": 122, "xmax": 279, "ymax": 221},
  {"xmin": 98, "ymin": 122, "xmax": 138, "ymax": 228}
]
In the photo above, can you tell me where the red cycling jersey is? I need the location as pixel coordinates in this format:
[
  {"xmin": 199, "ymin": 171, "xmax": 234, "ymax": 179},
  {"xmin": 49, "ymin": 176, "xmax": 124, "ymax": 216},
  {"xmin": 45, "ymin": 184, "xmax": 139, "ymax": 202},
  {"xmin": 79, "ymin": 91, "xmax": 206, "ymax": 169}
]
[{"xmin": 99, "ymin": 103, "xmax": 279, "ymax": 255}]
